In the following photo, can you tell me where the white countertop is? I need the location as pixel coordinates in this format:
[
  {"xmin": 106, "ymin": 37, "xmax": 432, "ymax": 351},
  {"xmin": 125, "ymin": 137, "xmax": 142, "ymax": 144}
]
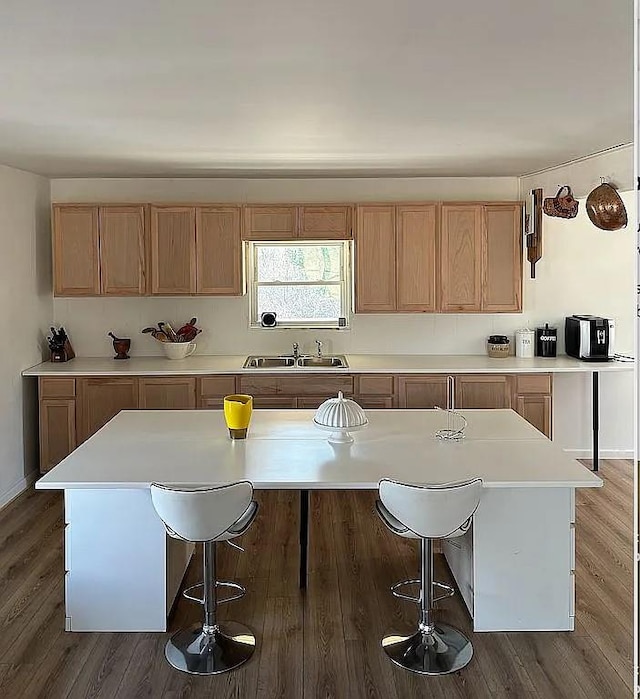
[
  {"xmin": 36, "ymin": 409, "xmax": 602, "ymax": 490},
  {"xmin": 21, "ymin": 354, "xmax": 632, "ymax": 377}
]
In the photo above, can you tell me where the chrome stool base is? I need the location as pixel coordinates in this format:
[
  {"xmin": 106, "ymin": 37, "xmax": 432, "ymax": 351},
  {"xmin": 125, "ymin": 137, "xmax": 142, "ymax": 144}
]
[
  {"xmin": 382, "ymin": 622, "xmax": 473, "ymax": 675},
  {"xmin": 165, "ymin": 621, "xmax": 256, "ymax": 675}
]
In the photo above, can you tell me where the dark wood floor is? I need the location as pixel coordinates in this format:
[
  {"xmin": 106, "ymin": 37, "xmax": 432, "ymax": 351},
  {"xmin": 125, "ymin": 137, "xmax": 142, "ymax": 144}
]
[{"xmin": 0, "ymin": 459, "xmax": 632, "ymax": 698}]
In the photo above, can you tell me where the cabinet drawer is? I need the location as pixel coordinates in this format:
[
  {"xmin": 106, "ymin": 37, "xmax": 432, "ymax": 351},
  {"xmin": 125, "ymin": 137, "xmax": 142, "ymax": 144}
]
[
  {"xmin": 40, "ymin": 377, "xmax": 76, "ymax": 399},
  {"xmin": 200, "ymin": 398, "xmax": 223, "ymax": 409},
  {"xmin": 253, "ymin": 396, "xmax": 297, "ymax": 408},
  {"xmin": 355, "ymin": 375, "xmax": 394, "ymax": 396},
  {"xmin": 355, "ymin": 396, "xmax": 394, "ymax": 409},
  {"xmin": 277, "ymin": 375, "xmax": 353, "ymax": 396},
  {"xmin": 515, "ymin": 374, "xmax": 551, "ymax": 395},
  {"xmin": 239, "ymin": 374, "xmax": 353, "ymax": 396},
  {"xmin": 199, "ymin": 376, "xmax": 237, "ymax": 398},
  {"xmin": 238, "ymin": 376, "xmax": 279, "ymax": 395}
]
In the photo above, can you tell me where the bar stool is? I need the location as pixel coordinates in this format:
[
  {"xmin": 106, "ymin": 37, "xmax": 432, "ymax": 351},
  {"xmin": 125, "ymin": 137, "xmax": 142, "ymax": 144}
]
[
  {"xmin": 375, "ymin": 477, "xmax": 483, "ymax": 675},
  {"xmin": 150, "ymin": 481, "xmax": 258, "ymax": 675}
]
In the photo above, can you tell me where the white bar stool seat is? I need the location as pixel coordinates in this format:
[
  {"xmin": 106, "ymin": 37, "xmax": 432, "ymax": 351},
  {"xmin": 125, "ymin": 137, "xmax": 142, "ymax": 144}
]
[
  {"xmin": 376, "ymin": 477, "xmax": 483, "ymax": 675},
  {"xmin": 150, "ymin": 481, "xmax": 258, "ymax": 676}
]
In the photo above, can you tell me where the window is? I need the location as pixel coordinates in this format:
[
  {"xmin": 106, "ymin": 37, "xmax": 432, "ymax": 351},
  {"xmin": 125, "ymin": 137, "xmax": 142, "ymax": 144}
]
[{"xmin": 248, "ymin": 241, "xmax": 351, "ymax": 328}]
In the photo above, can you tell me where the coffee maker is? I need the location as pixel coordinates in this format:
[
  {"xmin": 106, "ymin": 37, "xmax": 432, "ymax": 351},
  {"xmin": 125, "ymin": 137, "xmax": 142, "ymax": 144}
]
[{"xmin": 565, "ymin": 316, "xmax": 615, "ymax": 361}]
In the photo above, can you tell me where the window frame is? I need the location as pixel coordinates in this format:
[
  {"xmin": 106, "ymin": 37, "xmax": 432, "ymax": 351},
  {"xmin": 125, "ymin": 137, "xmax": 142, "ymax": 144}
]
[{"xmin": 246, "ymin": 240, "xmax": 352, "ymax": 329}]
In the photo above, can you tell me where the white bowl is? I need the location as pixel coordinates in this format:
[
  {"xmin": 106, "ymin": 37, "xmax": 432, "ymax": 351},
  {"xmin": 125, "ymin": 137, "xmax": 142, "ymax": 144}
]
[
  {"xmin": 160, "ymin": 341, "xmax": 196, "ymax": 360},
  {"xmin": 314, "ymin": 392, "xmax": 368, "ymax": 443}
]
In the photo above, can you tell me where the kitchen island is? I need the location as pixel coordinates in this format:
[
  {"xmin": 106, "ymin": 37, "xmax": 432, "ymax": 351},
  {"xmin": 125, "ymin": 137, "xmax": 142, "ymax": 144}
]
[{"xmin": 36, "ymin": 408, "xmax": 601, "ymax": 634}]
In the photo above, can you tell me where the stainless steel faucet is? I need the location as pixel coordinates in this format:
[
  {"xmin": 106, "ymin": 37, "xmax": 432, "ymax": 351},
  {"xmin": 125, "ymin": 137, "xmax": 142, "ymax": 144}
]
[
  {"xmin": 315, "ymin": 340, "xmax": 323, "ymax": 358},
  {"xmin": 292, "ymin": 342, "xmax": 300, "ymax": 359}
]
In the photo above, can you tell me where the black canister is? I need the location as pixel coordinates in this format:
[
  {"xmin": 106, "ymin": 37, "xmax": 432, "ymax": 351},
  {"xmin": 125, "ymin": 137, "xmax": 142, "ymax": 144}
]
[{"xmin": 535, "ymin": 324, "xmax": 557, "ymax": 357}]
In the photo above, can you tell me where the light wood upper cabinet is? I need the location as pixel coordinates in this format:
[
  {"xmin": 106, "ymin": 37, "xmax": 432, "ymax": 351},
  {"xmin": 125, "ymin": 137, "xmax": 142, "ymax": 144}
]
[
  {"xmin": 440, "ymin": 205, "xmax": 483, "ymax": 312},
  {"xmin": 150, "ymin": 206, "xmax": 196, "ymax": 295},
  {"xmin": 139, "ymin": 377, "xmax": 196, "ymax": 409},
  {"xmin": 397, "ymin": 375, "xmax": 448, "ymax": 409},
  {"xmin": 243, "ymin": 206, "xmax": 297, "ymax": 240},
  {"xmin": 99, "ymin": 206, "xmax": 147, "ymax": 295},
  {"xmin": 298, "ymin": 206, "xmax": 352, "ymax": 239},
  {"xmin": 454, "ymin": 375, "xmax": 512, "ymax": 409},
  {"xmin": 483, "ymin": 205, "xmax": 522, "ymax": 312},
  {"xmin": 396, "ymin": 205, "xmax": 438, "ymax": 312},
  {"xmin": 53, "ymin": 205, "xmax": 100, "ymax": 296},
  {"xmin": 355, "ymin": 205, "xmax": 396, "ymax": 312},
  {"xmin": 196, "ymin": 207, "xmax": 243, "ymax": 295},
  {"xmin": 77, "ymin": 378, "xmax": 139, "ymax": 443}
]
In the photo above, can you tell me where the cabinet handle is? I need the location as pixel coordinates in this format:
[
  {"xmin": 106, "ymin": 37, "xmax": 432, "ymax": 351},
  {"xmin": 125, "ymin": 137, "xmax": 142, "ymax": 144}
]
[{"xmin": 447, "ymin": 375, "xmax": 455, "ymax": 410}]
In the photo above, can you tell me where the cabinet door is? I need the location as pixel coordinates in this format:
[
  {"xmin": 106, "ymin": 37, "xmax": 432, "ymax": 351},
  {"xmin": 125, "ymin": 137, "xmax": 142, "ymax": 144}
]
[
  {"xmin": 396, "ymin": 204, "xmax": 437, "ymax": 312},
  {"xmin": 199, "ymin": 376, "xmax": 237, "ymax": 406},
  {"xmin": 516, "ymin": 394, "xmax": 551, "ymax": 438},
  {"xmin": 298, "ymin": 206, "xmax": 352, "ymax": 239},
  {"xmin": 39, "ymin": 399, "xmax": 76, "ymax": 472},
  {"xmin": 99, "ymin": 205, "xmax": 147, "ymax": 295},
  {"xmin": 139, "ymin": 378, "xmax": 196, "ymax": 409},
  {"xmin": 243, "ymin": 206, "xmax": 297, "ymax": 240},
  {"xmin": 483, "ymin": 205, "xmax": 522, "ymax": 312},
  {"xmin": 53, "ymin": 205, "xmax": 100, "ymax": 296},
  {"xmin": 196, "ymin": 207, "xmax": 243, "ymax": 295},
  {"xmin": 440, "ymin": 205, "xmax": 482, "ymax": 312},
  {"xmin": 454, "ymin": 375, "xmax": 512, "ymax": 409},
  {"xmin": 150, "ymin": 207, "xmax": 196, "ymax": 294},
  {"xmin": 77, "ymin": 378, "xmax": 139, "ymax": 442},
  {"xmin": 397, "ymin": 376, "xmax": 448, "ymax": 409},
  {"xmin": 355, "ymin": 205, "xmax": 396, "ymax": 312}
]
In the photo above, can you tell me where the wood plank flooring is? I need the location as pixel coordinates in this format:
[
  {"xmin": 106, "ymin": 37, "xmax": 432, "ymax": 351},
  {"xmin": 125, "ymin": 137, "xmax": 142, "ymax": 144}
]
[{"xmin": 0, "ymin": 459, "xmax": 632, "ymax": 698}]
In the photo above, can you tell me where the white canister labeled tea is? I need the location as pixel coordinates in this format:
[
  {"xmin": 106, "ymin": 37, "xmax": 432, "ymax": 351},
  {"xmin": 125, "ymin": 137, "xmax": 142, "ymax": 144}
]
[{"xmin": 515, "ymin": 329, "xmax": 535, "ymax": 358}]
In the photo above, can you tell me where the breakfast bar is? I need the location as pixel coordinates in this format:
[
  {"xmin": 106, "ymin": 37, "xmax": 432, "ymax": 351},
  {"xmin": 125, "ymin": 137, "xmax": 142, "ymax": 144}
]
[{"xmin": 36, "ymin": 408, "xmax": 601, "ymax": 634}]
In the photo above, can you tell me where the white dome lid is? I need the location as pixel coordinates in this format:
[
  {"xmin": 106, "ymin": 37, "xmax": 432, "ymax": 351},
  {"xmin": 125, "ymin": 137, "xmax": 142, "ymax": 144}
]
[{"xmin": 314, "ymin": 392, "xmax": 368, "ymax": 429}]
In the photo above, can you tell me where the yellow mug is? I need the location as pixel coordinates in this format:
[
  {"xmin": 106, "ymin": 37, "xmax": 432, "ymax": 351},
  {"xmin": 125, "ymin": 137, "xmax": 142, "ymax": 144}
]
[{"xmin": 223, "ymin": 394, "xmax": 253, "ymax": 439}]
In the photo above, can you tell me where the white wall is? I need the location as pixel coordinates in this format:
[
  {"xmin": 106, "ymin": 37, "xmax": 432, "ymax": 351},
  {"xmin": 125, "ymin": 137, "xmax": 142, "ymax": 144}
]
[
  {"xmin": 50, "ymin": 164, "xmax": 635, "ymax": 454},
  {"xmin": 0, "ymin": 164, "xmax": 51, "ymax": 506},
  {"xmin": 519, "ymin": 145, "xmax": 635, "ymax": 457}
]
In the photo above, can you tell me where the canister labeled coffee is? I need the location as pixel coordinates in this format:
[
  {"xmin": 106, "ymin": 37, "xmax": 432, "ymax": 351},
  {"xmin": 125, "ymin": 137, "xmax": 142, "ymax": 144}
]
[{"xmin": 535, "ymin": 324, "xmax": 557, "ymax": 357}]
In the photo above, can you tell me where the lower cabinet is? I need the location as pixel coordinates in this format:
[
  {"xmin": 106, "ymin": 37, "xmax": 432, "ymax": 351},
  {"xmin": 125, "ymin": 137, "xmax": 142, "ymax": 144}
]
[
  {"xmin": 39, "ymin": 399, "xmax": 76, "ymax": 472},
  {"xmin": 454, "ymin": 375, "xmax": 512, "ymax": 409},
  {"xmin": 397, "ymin": 375, "xmax": 449, "ymax": 409},
  {"xmin": 513, "ymin": 374, "xmax": 552, "ymax": 438},
  {"xmin": 77, "ymin": 378, "xmax": 139, "ymax": 443},
  {"xmin": 139, "ymin": 377, "xmax": 196, "ymax": 409}
]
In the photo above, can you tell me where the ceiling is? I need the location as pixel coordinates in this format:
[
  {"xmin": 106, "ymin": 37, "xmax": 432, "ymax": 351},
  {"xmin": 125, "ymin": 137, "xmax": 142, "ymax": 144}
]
[{"xmin": 0, "ymin": 0, "xmax": 633, "ymax": 178}]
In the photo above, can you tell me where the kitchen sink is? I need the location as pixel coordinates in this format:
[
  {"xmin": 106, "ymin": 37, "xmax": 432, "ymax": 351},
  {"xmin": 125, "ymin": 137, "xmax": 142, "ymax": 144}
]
[
  {"xmin": 243, "ymin": 356, "xmax": 296, "ymax": 368},
  {"xmin": 297, "ymin": 355, "xmax": 348, "ymax": 368},
  {"xmin": 243, "ymin": 355, "xmax": 349, "ymax": 369}
]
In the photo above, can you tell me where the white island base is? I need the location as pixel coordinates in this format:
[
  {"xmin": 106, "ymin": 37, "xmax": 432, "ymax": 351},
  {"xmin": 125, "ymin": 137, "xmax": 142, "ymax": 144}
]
[
  {"xmin": 64, "ymin": 489, "xmax": 193, "ymax": 632},
  {"xmin": 64, "ymin": 485, "xmax": 574, "ymax": 633}
]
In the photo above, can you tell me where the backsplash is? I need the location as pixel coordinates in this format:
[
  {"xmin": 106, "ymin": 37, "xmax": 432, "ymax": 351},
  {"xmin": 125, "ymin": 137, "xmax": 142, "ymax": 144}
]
[{"xmin": 52, "ymin": 294, "xmax": 632, "ymax": 358}]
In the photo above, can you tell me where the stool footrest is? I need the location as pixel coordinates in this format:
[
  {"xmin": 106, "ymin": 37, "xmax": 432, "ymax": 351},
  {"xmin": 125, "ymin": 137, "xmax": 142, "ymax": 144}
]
[
  {"xmin": 390, "ymin": 578, "xmax": 455, "ymax": 605},
  {"xmin": 391, "ymin": 578, "xmax": 421, "ymax": 604},
  {"xmin": 432, "ymin": 580, "xmax": 455, "ymax": 604},
  {"xmin": 183, "ymin": 580, "xmax": 247, "ymax": 606}
]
